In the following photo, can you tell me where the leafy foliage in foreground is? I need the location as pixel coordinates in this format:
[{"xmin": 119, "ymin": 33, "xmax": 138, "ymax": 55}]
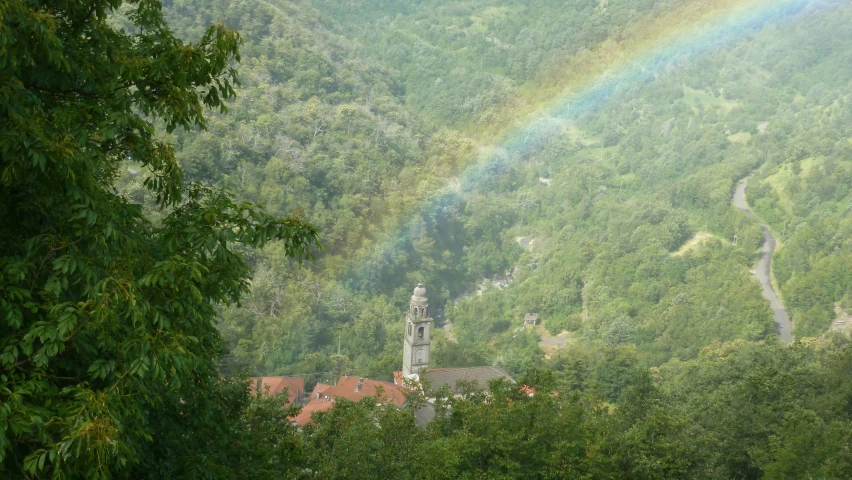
[{"xmin": 0, "ymin": 0, "xmax": 317, "ymax": 477}]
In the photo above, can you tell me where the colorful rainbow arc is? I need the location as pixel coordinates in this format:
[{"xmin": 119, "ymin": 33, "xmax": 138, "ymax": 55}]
[{"xmin": 340, "ymin": 0, "xmax": 832, "ymax": 291}]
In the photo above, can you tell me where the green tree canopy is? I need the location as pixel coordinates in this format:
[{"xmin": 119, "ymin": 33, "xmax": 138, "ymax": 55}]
[{"xmin": 0, "ymin": 0, "xmax": 318, "ymax": 477}]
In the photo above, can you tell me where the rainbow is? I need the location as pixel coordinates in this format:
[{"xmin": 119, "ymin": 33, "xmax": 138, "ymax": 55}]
[{"xmin": 339, "ymin": 0, "xmax": 835, "ymax": 291}]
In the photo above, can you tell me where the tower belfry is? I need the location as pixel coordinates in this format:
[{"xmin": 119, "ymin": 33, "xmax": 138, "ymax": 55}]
[{"xmin": 403, "ymin": 283, "xmax": 432, "ymax": 377}]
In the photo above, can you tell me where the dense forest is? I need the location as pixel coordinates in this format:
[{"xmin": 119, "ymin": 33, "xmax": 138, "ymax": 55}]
[{"xmin": 3, "ymin": 0, "xmax": 852, "ymax": 478}]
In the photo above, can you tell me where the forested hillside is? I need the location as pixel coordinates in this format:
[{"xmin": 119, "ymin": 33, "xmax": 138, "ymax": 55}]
[
  {"xmin": 5, "ymin": 0, "xmax": 852, "ymax": 477},
  {"xmin": 120, "ymin": 0, "xmax": 472, "ymax": 378},
  {"xmin": 126, "ymin": 0, "xmax": 711, "ymax": 380},
  {"xmin": 135, "ymin": 0, "xmax": 852, "ymax": 383},
  {"xmin": 307, "ymin": 0, "xmax": 682, "ymax": 129},
  {"xmin": 436, "ymin": 0, "xmax": 852, "ymax": 372}
]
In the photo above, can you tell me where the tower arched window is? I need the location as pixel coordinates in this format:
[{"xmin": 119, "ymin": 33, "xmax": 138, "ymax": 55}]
[
  {"xmin": 418, "ymin": 326, "xmax": 424, "ymax": 339},
  {"xmin": 408, "ymin": 323, "xmax": 412, "ymax": 336}
]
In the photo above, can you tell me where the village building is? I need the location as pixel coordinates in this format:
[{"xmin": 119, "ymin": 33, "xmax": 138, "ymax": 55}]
[
  {"xmin": 395, "ymin": 283, "xmax": 513, "ymax": 392},
  {"xmin": 291, "ymin": 398, "xmax": 336, "ymax": 425},
  {"xmin": 250, "ymin": 376, "xmax": 305, "ymax": 405},
  {"xmin": 292, "ymin": 283, "xmax": 515, "ymax": 427},
  {"xmin": 524, "ymin": 313, "xmax": 539, "ymax": 325},
  {"xmin": 292, "ymin": 376, "xmax": 406, "ymax": 426},
  {"xmin": 403, "ymin": 283, "xmax": 432, "ymax": 377},
  {"xmin": 422, "ymin": 366, "xmax": 513, "ymax": 395}
]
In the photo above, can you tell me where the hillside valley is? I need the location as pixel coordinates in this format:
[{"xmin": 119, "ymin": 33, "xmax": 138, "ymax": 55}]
[
  {"xmin": 145, "ymin": 0, "xmax": 852, "ymax": 378},
  {"xmin": 3, "ymin": 0, "xmax": 852, "ymax": 477}
]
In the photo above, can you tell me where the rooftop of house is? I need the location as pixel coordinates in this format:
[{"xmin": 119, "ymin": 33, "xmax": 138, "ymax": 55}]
[
  {"xmin": 251, "ymin": 376, "xmax": 305, "ymax": 405},
  {"xmin": 291, "ymin": 398, "xmax": 336, "ymax": 426},
  {"xmin": 424, "ymin": 366, "xmax": 514, "ymax": 395},
  {"xmin": 312, "ymin": 382, "xmax": 333, "ymax": 396},
  {"xmin": 293, "ymin": 376, "xmax": 408, "ymax": 426},
  {"xmin": 323, "ymin": 376, "xmax": 407, "ymax": 407}
]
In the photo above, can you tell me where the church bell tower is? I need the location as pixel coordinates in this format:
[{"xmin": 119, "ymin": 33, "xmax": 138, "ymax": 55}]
[{"xmin": 403, "ymin": 283, "xmax": 432, "ymax": 377}]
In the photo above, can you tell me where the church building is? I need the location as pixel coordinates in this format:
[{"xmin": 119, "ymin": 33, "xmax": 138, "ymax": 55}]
[
  {"xmin": 402, "ymin": 283, "xmax": 432, "ymax": 377},
  {"xmin": 295, "ymin": 283, "xmax": 514, "ymax": 427},
  {"xmin": 395, "ymin": 283, "xmax": 514, "ymax": 394}
]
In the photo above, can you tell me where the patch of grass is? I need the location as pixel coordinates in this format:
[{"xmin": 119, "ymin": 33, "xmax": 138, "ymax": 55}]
[
  {"xmin": 800, "ymin": 156, "xmax": 820, "ymax": 175},
  {"xmin": 727, "ymin": 132, "xmax": 752, "ymax": 143},
  {"xmin": 682, "ymin": 85, "xmax": 740, "ymax": 112},
  {"xmin": 683, "ymin": 85, "xmax": 723, "ymax": 107},
  {"xmin": 672, "ymin": 231, "xmax": 721, "ymax": 256},
  {"xmin": 470, "ymin": 5, "xmax": 524, "ymax": 31},
  {"xmin": 763, "ymin": 157, "xmax": 825, "ymax": 214},
  {"xmin": 763, "ymin": 165, "xmax": 794, "ymax": 215}
]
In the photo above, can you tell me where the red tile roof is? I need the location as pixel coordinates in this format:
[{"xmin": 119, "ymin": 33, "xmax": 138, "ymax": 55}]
[
  {"xmin": 291, "ymin": 377, "xmax": 408, "ymax": 426},
  {"xmin": 519, "ymin": 384, "xmax": 536, "ymax": 396},
  {"xmin": 321, "ymin": 376, "xmax": 407, "ymax": 408},
  {"xmin": 291, "ymin": 398, "xmax": 335, "ymax": 426},
  {"xmin": 307, "ymin": 382, "xmax": 333, "ymax": 402},
  {"xmin": 313, "ymin": 382, "xmax": 333, "ymax": 394},
  {"xmin": 251, "ymin": 376, "xmax": 305, "ymax": 405}
]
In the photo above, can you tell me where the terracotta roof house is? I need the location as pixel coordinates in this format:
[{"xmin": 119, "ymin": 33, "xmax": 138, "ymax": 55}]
[
  {"xmin": 318, "ymin": 376, "xmax": 406, "ymax": 407},
  {"xmin": 311, "ymin": 382, "xmax": 333, "ymax": 399},
  {"xmin": 251, "ymin": 376, "xmax": 305, "ymax": 405},
  {"xmin": 291, "ymin": 398, "xmax": 336, "ymax": 426},
  {"xmin": 292, "ymin": 376, "xmax": 408, "ymax": 426},
  {"xmin": 292, "ymin": 283, "xmax": 517, "ymax": 428}
]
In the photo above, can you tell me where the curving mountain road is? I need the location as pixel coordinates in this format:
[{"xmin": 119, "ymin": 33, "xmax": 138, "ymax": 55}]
[{"xmin": 733, "ymin": 178, "xmax": 793, "ymax": 344}]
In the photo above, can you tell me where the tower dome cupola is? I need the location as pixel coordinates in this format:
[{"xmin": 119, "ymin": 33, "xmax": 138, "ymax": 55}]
[{"xmin": 410, "ymin": 283, "xmax": 428, "ymax": 318}]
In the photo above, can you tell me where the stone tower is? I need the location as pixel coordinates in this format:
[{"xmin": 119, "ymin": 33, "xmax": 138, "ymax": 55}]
[{"xmin": 403, "ymin": 283, "xmax": 432, "ymax": 377}]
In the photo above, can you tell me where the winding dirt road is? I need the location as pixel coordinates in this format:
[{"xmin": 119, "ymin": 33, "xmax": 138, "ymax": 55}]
[{"xmin": 733, "ymin": 178, "xmax": 793, "ymax": 344}]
